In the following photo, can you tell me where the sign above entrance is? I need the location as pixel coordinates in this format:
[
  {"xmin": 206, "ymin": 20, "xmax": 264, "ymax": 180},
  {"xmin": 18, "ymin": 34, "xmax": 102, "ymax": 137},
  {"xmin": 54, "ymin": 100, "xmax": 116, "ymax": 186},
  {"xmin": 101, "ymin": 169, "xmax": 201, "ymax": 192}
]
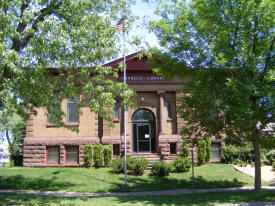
[{"xmin": 118, "ymin": 73, "xmax": 166, "ymax": 82}]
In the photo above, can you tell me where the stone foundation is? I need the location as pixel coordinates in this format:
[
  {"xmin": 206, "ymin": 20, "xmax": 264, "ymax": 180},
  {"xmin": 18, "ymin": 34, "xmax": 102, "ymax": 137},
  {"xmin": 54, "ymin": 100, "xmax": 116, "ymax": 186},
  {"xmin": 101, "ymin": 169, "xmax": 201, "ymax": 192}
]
[{"xmin": 23, "ymin": 135, "xmax": 222, "ymax": 167}]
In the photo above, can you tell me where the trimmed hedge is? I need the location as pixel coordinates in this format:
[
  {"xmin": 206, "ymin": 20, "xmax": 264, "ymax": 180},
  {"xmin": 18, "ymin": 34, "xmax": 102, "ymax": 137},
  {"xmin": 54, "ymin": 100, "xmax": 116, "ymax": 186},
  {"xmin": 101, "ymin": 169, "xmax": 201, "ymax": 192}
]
[
  {"xmin": 93, "ymin": 144, "xmax": 104, "ymax": 168},
  {"xmin": 196, "ymin": 137, "xmax": 211, "ymax": 165},
  {"xmin": 103, "ymin": 145, "xmax": 113, "ymax": 167},
  {"xmin": 172, "ymin": 156, "xmax": 191, "ymax": 173},
  {"xmin": 151, "ymin": 161, "xmax": 173, "ymax": 176},
  {"xmin": 179, "ymin": 139, "xmax": 190, "ymax": 158},
  {"xmin": 220, "ymin": 144, "xmax": 254, "ymax": 164},
  {"xmin": 83, "ymin": 144, "xmax": 93, "ymax": 168}
]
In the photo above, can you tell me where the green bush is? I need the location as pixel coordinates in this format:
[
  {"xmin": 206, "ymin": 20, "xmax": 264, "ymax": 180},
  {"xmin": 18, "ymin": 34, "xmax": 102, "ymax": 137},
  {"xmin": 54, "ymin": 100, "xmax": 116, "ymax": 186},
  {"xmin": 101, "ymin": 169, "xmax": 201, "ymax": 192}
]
[
  {"xmin": 83, "ymin": 144, "xmax": 93, "ymax": 168},
  {"xmin": 265, "ymin": 150, "xmax": 275, "ymax": 165},
  {"xmin": 110, "ymin": 158, "xmax": 125, "ymax": 173},
  {"xmin": 179, "ymin": 139, "xmax": 190, "ymax": 158},
  {"xmin": 172, "ymin": 156, "xmax": 191, "ymax": 173},
  {"xmin": 220, "ymin": 144, "xmax": 254, "ymax": 164},
  {"xmin": 128, "ymin": 157, "xmax": 148, "ymax": 176},
  {"xmin": 103, "ymin": 145, "xmax": 113, "ymax": 167},
  {"xmin": 151, "ymin": 161, "xmax": 173, "ymax": 176},
  {"xmin": 93, "ymin": 144, "xmax": 104, "ymax": 168},
  {"xmin": 205, "ymin": 137, "xmax": 211, "ymax": 163},
  {"xmin": 10, "ymin": 153, "xmax": 23, "ymax": 166},
  {"xmin": 196, "ymin": 138, "xmax": 211, "ymax": 165}
]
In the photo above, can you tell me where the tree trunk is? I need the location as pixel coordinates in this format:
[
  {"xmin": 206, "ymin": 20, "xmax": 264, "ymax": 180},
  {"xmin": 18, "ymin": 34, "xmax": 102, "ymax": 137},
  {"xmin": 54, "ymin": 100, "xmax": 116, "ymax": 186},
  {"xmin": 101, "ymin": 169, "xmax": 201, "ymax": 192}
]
[
  {"xmin": 253, "ymin": 130, "xmax": 261, "ymax": 192},
  {"xmin": 5, "ymin": 130, "xmax": 12, "ymax": 146}
]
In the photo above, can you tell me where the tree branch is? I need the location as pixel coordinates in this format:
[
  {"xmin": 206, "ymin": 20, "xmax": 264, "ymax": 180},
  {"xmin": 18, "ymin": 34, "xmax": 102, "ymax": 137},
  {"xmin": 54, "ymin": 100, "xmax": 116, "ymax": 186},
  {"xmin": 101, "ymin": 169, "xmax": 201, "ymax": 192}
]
[{"xmin": 11, "ymin": 0, "xmax": 62, "ymax": 52}]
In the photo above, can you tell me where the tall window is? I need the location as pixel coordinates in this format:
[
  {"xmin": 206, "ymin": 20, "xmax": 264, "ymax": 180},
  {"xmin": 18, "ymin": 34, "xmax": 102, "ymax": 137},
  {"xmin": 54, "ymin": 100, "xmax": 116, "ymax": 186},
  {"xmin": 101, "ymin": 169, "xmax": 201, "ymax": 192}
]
[
  {"xmin": 67, "ymin": 98, "xmax": 79, "ymax": 122},
  {"xmin": 47, "ymin": 147, "xmax": 59, "ymax": 164},
  {"xmin": 211, "ymin": 144, "xmax": 220, "ymax": 159},
  {"xmin": 114, "ymin": 103, "xmax": 119, "ymax": 119},
  {"xmin": 47, "ymin": 98, "xmax": 58, "ymax": 123},
  {"xmin": 167, "ymin": 102, "xmax": 173, "ymax": 119},
  {"xmin": 65, "ymin": 146, "xmax": 78, "ymax": 164}
]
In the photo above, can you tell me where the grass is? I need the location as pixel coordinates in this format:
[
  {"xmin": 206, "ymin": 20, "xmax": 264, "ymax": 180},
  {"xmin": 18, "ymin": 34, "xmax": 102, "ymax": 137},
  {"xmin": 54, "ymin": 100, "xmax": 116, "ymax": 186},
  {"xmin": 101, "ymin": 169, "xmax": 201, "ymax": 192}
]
[
  {"xmin": 0, "ymin": 191, "xmax": 275, "ymax": 205},
  {"xmin": 0, "ymin": 163, "xmax": 273, "ymax": 193}
]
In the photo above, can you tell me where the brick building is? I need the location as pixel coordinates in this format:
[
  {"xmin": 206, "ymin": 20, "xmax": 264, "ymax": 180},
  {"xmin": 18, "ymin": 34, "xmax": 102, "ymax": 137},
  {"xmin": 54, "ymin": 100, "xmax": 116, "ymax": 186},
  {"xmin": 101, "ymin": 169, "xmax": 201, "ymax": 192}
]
[{"xmin": 23, "ymin": 53, "xmax": 222, "ymax": 167}]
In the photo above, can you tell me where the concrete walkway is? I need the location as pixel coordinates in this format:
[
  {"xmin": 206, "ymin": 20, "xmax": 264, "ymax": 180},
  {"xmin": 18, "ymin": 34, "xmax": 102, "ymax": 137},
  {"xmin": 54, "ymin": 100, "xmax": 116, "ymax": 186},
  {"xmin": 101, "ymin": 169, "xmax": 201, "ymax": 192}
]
[
  {"xmin": 0, "ymin": 186, "xmax": 275, "ymax": 198},
  {"xmin": 234, "ymin": 165, "xmax": 275, "ymax": 182}
]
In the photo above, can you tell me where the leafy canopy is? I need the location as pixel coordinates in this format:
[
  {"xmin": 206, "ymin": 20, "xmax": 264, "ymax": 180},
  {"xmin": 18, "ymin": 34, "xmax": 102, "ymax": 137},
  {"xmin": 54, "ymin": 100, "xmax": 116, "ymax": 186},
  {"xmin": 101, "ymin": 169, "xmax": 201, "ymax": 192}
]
[
  {"xmin": 150, "ymin": 0, "xmax": 274, "ymax": 145},
  {"xmin": 0, "ymin": 0, "xmax": 136, "ymax": 128}
]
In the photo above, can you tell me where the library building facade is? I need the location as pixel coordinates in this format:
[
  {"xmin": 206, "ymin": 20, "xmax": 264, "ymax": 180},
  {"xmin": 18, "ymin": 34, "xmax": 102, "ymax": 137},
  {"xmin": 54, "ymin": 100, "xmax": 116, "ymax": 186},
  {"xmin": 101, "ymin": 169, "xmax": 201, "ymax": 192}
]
[{"xmin": 23, "ymin": 53, "xmax": 222, "ymax": 167}]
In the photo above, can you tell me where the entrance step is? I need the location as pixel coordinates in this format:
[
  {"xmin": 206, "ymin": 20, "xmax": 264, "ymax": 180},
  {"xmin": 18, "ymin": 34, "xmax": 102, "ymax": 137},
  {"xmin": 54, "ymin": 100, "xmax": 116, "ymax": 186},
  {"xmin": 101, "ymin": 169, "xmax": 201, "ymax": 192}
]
[{"xmin": 131, "ymin": 153, "xmax": 161, "ymax": 169}]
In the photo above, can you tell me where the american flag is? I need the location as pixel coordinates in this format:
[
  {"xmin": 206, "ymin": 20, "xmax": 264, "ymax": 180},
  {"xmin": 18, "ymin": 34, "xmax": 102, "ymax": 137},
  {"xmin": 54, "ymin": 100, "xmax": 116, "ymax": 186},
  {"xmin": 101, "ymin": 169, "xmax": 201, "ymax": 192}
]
[{"xmin": 113, "ymin": 18, "xmax": 124, "ymax": 32}]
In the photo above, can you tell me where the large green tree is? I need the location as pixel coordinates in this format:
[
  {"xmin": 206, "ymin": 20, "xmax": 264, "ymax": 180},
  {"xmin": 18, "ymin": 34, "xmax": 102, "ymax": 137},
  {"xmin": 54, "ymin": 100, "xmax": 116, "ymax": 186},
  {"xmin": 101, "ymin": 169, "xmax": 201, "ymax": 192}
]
[
  {"xmin": 150, "ymin": 0, "xmax": 274, "ymax": 191},
  {"xmin": 0, "ymin": 0, "xmax": 135, "ymax": 128},
  {"xmin": 0, "ymin": 105, "xmax": 25, "ymax": 165}
]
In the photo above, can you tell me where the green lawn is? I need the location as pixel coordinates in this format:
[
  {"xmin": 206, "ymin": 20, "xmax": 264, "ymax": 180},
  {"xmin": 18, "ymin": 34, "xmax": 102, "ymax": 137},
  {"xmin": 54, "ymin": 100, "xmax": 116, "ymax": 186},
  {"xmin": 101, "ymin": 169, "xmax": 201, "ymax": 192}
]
[
  {"xmin": 0, "ymin": 163, "xmax": 272, "ymax": 193},
  {"xmin": 0, "ymin": 191, "xmax": 275, "ymax": 206}
]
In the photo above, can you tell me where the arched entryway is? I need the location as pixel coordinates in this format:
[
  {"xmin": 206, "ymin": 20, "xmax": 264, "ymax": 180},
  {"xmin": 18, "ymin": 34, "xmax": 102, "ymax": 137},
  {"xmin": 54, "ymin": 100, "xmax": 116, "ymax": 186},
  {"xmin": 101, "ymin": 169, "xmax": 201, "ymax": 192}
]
[{"xmin": 132, "ymin": 109, "xmax": 156, "ymax": 153}]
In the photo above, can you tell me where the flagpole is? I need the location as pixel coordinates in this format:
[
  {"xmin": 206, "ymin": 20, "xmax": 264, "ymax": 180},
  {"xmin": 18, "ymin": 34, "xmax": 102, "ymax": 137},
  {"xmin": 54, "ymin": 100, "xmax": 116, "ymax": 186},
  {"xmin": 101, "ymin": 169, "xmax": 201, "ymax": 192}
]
[{"xmin": 123, "ymin": 23, "xmax": 128, "ymax": 186}]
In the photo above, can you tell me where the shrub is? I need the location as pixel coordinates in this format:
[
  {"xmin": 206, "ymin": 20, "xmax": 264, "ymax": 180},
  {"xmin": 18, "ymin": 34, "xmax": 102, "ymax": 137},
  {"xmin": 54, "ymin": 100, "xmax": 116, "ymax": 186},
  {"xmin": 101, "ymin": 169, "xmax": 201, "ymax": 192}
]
[
  {"xmin": 172, "ymin": 156, "xmax": 191, "ymax": 173},
  {"xmin": 110, "ymin": 158, "xmax": 125, "ymax": 173},
  {"xmin": 220, "ymin": 144, "xmax": 254, "ymax": 164},
  {"xmin": 265, "ymin": 150, "xmax": 275, "ymax": 165},
  {"xmin": 196, "ymin": 138, "xmax": 207, "ymax": 165},
  {"xmin": 205, "ymin": 137, "xmax": 211, "ymax": 163},
  {"xmin": 151, "ymin": 161, "xmax": 173, "ymax": 176},
  {"xmin": 272, "ymin": 162, "xmax": 275, "ymax": 171},
  {"xmin": 103, "ymin": 145, "xmax": 113, "ymax": 167},
  {"xmin": 128, "ymin": 157, "xmax": 148, "ymax": 176},
  {"xmin": 232, "ymin": 159, "xmax": 242, "ymax": 165},
  {"xmin": 179, "ymin": 139, "xmax": 190, "ymax": 158},
  {"xmin": 10, "ymin": 153, "xmax": 23, "ymax": 166},
  {"xmin": 83, "ymin": 144, "xmax": 93, "ymax": 168},
  {"xmin": 93, "ymin": 144, "xmax": 104, "ymax": 168}
]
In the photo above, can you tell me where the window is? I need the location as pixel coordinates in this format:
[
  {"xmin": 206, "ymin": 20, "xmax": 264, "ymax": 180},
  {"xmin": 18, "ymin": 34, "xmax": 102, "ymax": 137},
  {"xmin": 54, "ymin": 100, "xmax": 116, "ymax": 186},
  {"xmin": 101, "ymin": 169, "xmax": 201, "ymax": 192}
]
[
  {"xmin": 65, "ymin": 146, "xmax": 78, "ymax": 164},
  {"xmin": 167, "ymin": 102, "xmax": 173, "ymax": 119},
  {"xmin": 170, "ymin": 143, "xmax": 177, "ymax": 154},
  {"xmin": 113, "ymin": 144, "xmax": 120, "ymax": 156},
  {"xmin": 67, "ymin": 98, "xmax": 79, "ymax": 123},
  {"xmin": 114, "ymin": 103, "xmax": 119, "ymax": 119},
  {"xmin": 47, "ymin": 147, "xmax": 59, "ymax": 164},
  {"xmin": 211, "ymin": 144, "xmax": 220, "ymax": 159},
  {"xmin": 47, "ymin": 99, "xmax": 58, "ymax": 123}
]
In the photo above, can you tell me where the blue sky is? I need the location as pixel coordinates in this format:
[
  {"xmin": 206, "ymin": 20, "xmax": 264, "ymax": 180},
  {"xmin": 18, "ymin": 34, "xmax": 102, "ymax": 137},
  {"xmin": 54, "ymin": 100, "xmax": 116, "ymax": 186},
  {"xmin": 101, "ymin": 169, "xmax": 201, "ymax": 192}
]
[{"xmin": 123, "ymin": 0, "xmax": 160, "ymax": 55}]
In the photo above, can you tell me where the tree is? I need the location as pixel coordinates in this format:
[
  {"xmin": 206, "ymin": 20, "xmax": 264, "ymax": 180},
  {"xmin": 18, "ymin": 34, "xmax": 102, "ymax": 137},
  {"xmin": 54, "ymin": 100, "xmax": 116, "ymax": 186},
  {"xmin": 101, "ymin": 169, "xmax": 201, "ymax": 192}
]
[
  {"xmin": 0, "ymin": 104, "xmax": 26, "ymax": 165},
  {"xmin": 150, "ymin": 0, "xmax": 274, "ymax": 192},
  {"xmin": 0, "ymin": 0, "xmax": 135, "ymax": 129}
]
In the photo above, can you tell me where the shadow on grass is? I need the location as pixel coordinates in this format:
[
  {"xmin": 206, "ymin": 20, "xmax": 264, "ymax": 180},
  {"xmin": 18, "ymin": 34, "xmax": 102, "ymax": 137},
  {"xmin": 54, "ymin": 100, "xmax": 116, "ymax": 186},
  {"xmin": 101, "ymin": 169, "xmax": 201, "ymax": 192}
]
[
  {"xmin": 0, "ymin": 191, "xmax": 275, "ymax": 206},
  {"xmin": 0, "ymin": 175, "xmax": 74, "ymax": 191},
  {"xmin": 97, "ymin": 175, "xmax": 247, "ymax": 193}
]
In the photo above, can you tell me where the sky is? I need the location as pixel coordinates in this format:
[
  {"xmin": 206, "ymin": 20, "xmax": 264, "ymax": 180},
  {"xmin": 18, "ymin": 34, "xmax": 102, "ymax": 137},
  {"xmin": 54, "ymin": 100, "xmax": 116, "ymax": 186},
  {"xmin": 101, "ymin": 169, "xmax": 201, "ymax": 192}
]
[{"xmin": 122, "ymin": 0, "xmax": 160, "ymax": 56}]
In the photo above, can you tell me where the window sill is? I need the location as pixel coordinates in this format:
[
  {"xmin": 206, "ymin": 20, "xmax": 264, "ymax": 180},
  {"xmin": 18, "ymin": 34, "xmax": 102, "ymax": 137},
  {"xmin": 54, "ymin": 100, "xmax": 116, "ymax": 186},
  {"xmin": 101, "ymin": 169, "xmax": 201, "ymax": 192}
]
[
  {"xmin": 65, "ymin": 163, "xmax": 79, "ymax": 166},
  {"xmin": 167, "ymin": 118, "xmax": 173, "ymax": 122},
  {"xmin": 65, "ymin": 122, "xmax": 79, "ymax": 126},
  {"xmin": 113, "ymin": 118, "xmax": 120, "ymax": 123},
  {"xmin": 46, "ymin": 123, "xmax": 58, "ymax": 128},
  {"xmin": 46, "ymin": 163, "xmax": 60, "ymax": 166}
]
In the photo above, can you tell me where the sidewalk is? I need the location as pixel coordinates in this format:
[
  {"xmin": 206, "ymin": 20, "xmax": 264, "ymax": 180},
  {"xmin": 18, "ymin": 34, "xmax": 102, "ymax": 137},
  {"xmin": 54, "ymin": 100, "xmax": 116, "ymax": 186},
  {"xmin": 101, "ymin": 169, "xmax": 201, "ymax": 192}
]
[{"xmin": 0, "ymin": 186, "xmax": 275, "ymax": 198}]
